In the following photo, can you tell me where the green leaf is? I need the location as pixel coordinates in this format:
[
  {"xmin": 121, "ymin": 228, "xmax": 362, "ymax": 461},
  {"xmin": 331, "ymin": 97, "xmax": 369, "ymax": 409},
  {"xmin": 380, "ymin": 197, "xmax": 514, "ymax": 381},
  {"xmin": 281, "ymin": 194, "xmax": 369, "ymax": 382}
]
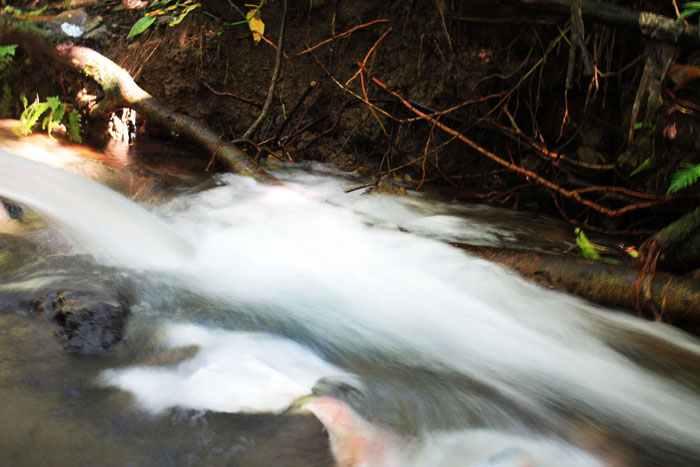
[
  {"xmin": 630, "ymin": 156, "xmax": 652, "ymax": 176},
  {"xmin": 25, "ymin": 5, "xmax": 48, "ymax": 16},
  {"xmin": 169, "ymin": 3, "xmax": 201, "ymax": 27},
  {"xmin": 42, "ymin": 97, "xmax": 66, "ymax": 139},
  {"xmin": 127, "ymin": 15, "xmax": 157, "ymax": 39},
  {"xmin": 667, "ymin": 162, "xmax": 700, "ymax": 194},
  {"xmin": 575, "ymin": 227, "xmax": 602, "ymax": 261},
  {"xmin": 678, "ymin": 9, "xmax": 698, "ymax": 20},
  {"xmin": 0, "ymin": 82, "xmax": 11, "ymax": 117},
  {"xmin": 632, "ymin": 121, "xmax": 644, "ymax": 130},
  {"xmin": 0, "ymin": 44, "xmax": 17, "ymax": 74},
  {"xmin": 20, "ymin": 95, "xmax": 50, "ymax": 135},
  {"xmin": 67, "ymin": 109, "xmax": 82, "ymax": 143},
  {"xmin": 0, "ymin": 44, "xmax": 17, "ymax": 57}
]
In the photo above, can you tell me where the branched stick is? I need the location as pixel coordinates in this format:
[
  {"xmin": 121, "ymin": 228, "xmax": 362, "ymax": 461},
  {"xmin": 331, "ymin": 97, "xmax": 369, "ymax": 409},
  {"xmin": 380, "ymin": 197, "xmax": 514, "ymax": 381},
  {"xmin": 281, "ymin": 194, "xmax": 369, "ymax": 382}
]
[
  {"xmin": 297, "ymin": 19, "xmax": 390, "ymax": 56},
  {"xmin": 360, "ymin": 63, "xmax": 666, "ymax": 217},
  {"xmin": 242, "ymin": 0, "xmax": 287, "ymax": 140}
]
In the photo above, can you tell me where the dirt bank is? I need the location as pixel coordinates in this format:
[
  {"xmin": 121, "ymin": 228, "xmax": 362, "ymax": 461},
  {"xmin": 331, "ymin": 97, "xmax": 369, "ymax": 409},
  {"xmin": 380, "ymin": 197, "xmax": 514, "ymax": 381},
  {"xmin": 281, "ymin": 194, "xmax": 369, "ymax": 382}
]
[{"xmin": 3, "ymin": 0, "xmax": 700, "ymax": 234}]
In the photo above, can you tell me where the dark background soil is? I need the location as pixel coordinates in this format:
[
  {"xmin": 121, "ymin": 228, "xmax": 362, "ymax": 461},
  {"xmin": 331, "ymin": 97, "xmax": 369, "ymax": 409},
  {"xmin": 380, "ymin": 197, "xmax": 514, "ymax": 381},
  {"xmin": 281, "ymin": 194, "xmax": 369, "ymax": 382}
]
[{"xmin": 6, "ymin": 0, "xmax": 700, "ymax": 233}]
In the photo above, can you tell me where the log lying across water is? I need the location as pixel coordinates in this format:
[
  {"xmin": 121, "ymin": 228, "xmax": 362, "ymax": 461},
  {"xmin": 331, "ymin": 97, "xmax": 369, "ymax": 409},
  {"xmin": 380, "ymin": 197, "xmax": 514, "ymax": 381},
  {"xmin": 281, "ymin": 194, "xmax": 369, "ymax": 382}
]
[{"xmin": 453, "ymin": 243, "xmax": 700, "ymax": 328}]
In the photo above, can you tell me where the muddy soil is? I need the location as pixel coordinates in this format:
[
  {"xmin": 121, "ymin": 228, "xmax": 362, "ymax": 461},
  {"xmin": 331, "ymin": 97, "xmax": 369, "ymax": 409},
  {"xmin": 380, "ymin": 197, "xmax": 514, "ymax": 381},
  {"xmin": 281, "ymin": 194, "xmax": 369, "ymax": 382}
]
[
  {"xmin": 5, "ymin": 0, "xmax": 700, "ymax": 231},
  {"xmin": 104, "ymin": 0, "xmax": 513, "ymax": 172}
]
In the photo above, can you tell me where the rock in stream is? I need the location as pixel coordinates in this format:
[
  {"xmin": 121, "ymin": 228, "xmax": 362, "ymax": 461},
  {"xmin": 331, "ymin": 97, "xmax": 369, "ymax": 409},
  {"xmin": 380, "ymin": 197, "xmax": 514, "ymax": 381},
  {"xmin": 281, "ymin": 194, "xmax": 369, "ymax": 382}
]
[{"xmin": 33, "ymin": 290, "xmax": 130, "ymax": 355}]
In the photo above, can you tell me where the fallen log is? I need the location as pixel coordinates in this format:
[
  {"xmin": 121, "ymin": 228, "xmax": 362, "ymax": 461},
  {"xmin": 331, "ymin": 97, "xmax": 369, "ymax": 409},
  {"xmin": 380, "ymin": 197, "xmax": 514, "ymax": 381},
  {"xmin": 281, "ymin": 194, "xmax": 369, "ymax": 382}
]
[
  {"xmin": 0, "ymin": 16, "xmax": 275, "ymax": 182},
  {"xmin": 453, "ymin": 243, "xmax": 700, "ymax": 328},
  {"xmin": 506, "ymin": 0, "xmax": 700, "ymax": 45}
]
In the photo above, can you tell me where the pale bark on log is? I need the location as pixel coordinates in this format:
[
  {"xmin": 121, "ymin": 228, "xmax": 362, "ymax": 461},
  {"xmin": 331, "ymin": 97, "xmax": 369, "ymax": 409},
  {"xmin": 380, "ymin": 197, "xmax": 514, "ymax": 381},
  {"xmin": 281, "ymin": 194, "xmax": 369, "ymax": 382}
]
[{"xmin": 0, "ymin": 17, "xmax": 275, "ymax": 182}]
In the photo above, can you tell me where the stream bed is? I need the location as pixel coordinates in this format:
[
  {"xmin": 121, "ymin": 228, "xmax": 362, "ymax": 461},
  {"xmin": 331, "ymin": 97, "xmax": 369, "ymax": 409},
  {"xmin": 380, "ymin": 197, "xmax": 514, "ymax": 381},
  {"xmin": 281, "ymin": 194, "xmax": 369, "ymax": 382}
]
[{"xmin": 0, "ymin": 140, "xmax": 699, "ymax": 466}]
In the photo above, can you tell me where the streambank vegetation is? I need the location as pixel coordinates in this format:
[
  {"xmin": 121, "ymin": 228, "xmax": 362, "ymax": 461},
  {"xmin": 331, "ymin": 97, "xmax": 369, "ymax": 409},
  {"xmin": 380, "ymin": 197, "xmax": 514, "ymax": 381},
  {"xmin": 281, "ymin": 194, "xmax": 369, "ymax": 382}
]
[{"xmin": 1, "ymin": 0, "xmax": 700, "ymax": 329}]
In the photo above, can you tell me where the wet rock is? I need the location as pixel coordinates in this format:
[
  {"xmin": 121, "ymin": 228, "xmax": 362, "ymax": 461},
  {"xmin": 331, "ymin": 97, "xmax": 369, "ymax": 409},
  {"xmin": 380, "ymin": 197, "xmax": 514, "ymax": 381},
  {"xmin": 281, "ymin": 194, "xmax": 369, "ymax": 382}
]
[
  {"xmin": 33, "ymin": 290, "xmax": 130, "ymax": 355},
  {"xmin": 1, "ymin": 198, "xmax": 23, "ymax": 219}
]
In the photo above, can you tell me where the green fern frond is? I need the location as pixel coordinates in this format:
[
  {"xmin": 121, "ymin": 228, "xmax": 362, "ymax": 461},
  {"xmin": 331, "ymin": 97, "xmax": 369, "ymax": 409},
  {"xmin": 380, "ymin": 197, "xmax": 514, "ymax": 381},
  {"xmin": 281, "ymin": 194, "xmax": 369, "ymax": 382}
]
[
  {"xmin": 667, "ymin": 162, "xmax": 700, "ymax": 194},
  {"xmin": 0, "ymin": 82, "xmax": 11, "ymax": 117},
  {"xmin": 0, "ymin": 44, "xmax": 17, "ymax": 74},
  {"xmin": 42, "ymin": 97, "xmax": 66, "ymax": 138},
  {"xmin": 67, "ymin": 109, "xmax": 82, "ymax": 143},
  {"xmin": 20, "ymin": 95, "xmax": 50, "ymax": 135}
]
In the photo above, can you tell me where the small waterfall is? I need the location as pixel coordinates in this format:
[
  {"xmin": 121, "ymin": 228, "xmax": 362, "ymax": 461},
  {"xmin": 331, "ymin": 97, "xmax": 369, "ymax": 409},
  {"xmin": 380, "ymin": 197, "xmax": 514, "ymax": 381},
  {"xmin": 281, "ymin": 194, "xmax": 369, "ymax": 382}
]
[
  {"xmin": 0, "ymin": 149, "xmax": 193, "ymax": 268},
  {"xmin": 2, "ymin": 148, "xmax": 699, "ymax": 465}
]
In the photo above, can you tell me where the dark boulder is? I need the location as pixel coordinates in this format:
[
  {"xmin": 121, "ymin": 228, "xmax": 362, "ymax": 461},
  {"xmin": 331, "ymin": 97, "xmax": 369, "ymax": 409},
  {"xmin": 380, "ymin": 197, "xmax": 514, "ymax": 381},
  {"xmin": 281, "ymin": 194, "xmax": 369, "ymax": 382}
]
[{"xmin": 33, "ymin": 290, "xmax": 130, "ymax": 355}]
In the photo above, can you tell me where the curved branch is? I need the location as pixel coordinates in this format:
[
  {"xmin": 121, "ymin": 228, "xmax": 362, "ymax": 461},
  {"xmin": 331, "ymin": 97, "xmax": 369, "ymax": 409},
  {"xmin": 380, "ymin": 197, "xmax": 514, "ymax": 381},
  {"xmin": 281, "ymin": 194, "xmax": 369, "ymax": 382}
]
[
  {"xmin": 361, "ymin": 63, "xmax": 667, "ymax": 218},
  {"xmin": 0, "ymin": 17, "xmax": 274, "ymax": 182},
  {"xmin": 242, "ymin": 0, "xmax": 287, "ymax": 140}
]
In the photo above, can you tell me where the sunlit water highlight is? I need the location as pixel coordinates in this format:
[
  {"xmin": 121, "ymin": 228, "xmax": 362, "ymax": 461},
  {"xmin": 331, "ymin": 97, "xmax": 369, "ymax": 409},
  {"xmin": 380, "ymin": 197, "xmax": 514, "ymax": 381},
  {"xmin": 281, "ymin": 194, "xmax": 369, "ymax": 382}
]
[
  {"xmin": 1, "ymin": 149, "xmax": 699, "ymax": 466},
  {"xmin": 0, "ymin": 150, "xmax": 193, "ymax": 268}
]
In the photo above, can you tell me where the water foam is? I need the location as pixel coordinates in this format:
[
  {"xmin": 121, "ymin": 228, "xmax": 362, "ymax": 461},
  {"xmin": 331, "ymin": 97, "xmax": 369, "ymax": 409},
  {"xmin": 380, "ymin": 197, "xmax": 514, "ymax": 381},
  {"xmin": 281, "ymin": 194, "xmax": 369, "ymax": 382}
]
[
  {"xmin": 4, "ymin": 153, "xmax": 698, "ymax": 464},
  {"xmin": 0, "ymin": 149, "xmax": 193, "ymax": 268},
  {"xmin": 147, "ymin": 170, "xmax": 700, "ymax": 459},
  {"xmin": 102, "ymin": 323, "xmax": 349, "ymax": 413}
]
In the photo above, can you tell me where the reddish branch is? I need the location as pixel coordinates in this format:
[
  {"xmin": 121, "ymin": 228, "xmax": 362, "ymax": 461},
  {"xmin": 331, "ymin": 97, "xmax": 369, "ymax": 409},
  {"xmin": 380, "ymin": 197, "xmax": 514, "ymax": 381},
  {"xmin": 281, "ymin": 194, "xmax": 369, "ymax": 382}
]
[
  {"xmin": 357, "ymin": 63, "xmax": 667, "ymax": 218},
  {"xmin": 297, "ymin": 19, "xmax": 391, "ymax": 55}
]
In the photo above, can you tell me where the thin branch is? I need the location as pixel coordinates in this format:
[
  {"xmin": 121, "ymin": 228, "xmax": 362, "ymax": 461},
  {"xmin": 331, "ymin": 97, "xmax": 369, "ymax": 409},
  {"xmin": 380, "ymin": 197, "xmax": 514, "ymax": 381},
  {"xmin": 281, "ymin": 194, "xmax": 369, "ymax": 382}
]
[
  {"xmin": 202, "ymin": 81, "xmax": 262, "ymax": 108},
  {"xmin": 361, "ymin": 63, "xmax": 667, "ymax": 218},
  {"xmin": 242, "ymin": 0, "xmax": 287, "ymax": 140},
  {"xmin": 297, "ymin": 19, "xmax": 390, "ymax": 56}
]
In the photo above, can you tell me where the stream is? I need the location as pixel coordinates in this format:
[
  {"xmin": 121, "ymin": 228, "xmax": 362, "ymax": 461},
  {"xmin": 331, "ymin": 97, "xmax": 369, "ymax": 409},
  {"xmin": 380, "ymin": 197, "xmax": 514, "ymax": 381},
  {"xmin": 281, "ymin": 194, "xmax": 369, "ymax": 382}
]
[{"xmin": 0, "ymin": 139, "xmax": 699, "ymax": 466}]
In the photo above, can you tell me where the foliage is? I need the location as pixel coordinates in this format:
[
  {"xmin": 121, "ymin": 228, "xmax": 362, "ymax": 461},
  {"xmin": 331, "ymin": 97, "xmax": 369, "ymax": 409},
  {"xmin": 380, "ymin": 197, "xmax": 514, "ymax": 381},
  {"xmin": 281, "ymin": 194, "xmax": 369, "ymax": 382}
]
[
  {"xmin": 575, "ymin": 228, "xmax": 622, "ymax": 264},
  {"xmin": 127, "ymin": 15, "xmax": 157, "ymax": 39},
  {"xmin": 0, "ymin": 83, "xmax": 11, "ymax": 117},
  {"xmin": 19, "ymin": 95, "xmax": 82, "ymax": 143},
  {"xmin": 2, "ymin": 5, "xmax": 49, "ymax": 16},
  {"xmin": 629, "ymin": 122, "xmax": 656, "ymax": 177},
  {"xmin": 678, "ymin": 2, "xmax": 700, "ymax": 34},
  {"xmin": 127, "ymin": 0, "xmax": 202, "ymax": 39},
  {"xmin": 246, "ymin": 5, "xmax": 265, "ymax": 44},
  {"xmin": 667, "ymin": 162, "xmax": 700, "ymax": 194},
  {"xmin": 575, "ymin": 227, "xmax": 602, "ymax": 261},
  {"xmin": 630, "ymin": 156, "xmax": 652, "ymax": 177},
  {"xmin": 202, "ymin": 0, "xmax": 265, "ymax": 43},
  {"xmin": 0, "ymin": 45, "xmax": 17, "ymax": 117},
  {"xmin": 67, "ymin": 109, "xmax": 82, "ymax": 143},
  {"xmin": 0, "ymin": 44, "xmax": 17, "ymax": 74}
]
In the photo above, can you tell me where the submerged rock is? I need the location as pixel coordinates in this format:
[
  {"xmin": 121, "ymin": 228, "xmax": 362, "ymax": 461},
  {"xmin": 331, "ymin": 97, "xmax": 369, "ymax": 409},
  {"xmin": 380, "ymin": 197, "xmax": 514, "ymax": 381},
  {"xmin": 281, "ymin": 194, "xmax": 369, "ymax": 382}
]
[{"xmin": 33, "ymin": 290, "xmax": 130, "ymax": 355}]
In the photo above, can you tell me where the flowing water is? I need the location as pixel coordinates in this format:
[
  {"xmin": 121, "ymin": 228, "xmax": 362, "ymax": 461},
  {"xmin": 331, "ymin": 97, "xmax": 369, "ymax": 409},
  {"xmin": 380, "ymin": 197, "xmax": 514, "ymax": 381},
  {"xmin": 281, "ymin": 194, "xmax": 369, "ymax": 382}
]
[{"xmin": 0, "ymin": 144, "xmax": 699, "ymax": 466}]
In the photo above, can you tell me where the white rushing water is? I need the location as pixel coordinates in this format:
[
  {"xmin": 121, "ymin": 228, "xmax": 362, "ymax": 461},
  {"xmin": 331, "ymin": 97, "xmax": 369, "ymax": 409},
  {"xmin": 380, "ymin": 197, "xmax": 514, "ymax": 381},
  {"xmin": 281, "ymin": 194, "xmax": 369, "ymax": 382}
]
[
  {"xmin": 0, "ymin": 150, "xmax": 193, "ymax": 268},
  {"xmin": 2, "ymin": 151, "xmax": 700, "ymax": 466}
]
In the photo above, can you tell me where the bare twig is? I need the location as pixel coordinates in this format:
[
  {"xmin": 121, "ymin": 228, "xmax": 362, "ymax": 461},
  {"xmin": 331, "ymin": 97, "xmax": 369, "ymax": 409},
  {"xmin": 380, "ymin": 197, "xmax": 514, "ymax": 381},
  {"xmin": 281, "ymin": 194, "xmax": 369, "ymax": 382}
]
[
  {"xmin": 202, "ymin": 81, "xmax": 262, "ymax": 108},
  {"xmin": 297, "ymin": 19, "xmax": 390, "ymax": 55},
  {"xmin": 275, "ymin": 81, "xmax": 317, "ymax": 143},
  {"xmin": 242, "ymin": 0, "xmax": 288, "ymax": 140},
  {"xmin": 362, "ymin": 63, "xmax": 667, "ymax": 218}
]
